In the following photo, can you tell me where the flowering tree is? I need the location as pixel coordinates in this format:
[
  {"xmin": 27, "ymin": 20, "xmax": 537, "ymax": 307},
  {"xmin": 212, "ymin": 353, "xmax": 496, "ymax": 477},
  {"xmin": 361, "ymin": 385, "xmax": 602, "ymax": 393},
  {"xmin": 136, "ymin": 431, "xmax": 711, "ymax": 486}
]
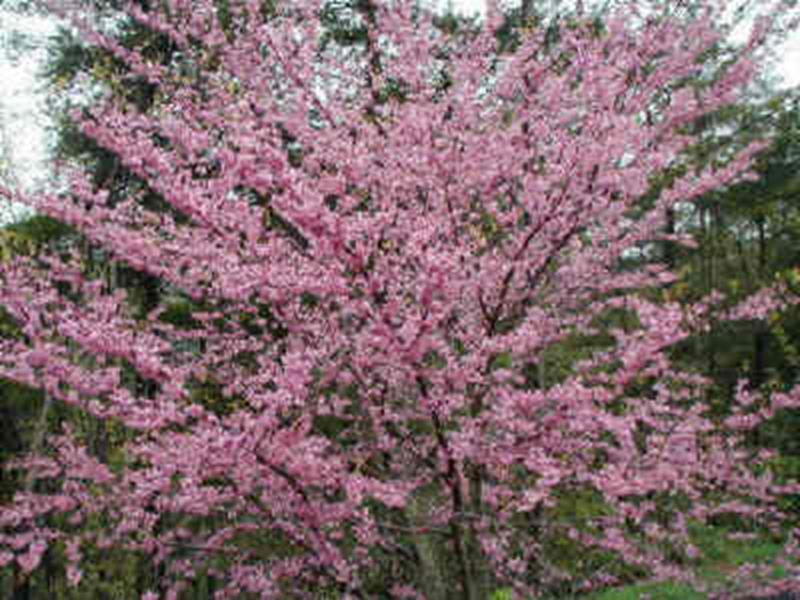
[{"xmin": 2, "ymin": 0, "xmax": 800, "ymax": 597}]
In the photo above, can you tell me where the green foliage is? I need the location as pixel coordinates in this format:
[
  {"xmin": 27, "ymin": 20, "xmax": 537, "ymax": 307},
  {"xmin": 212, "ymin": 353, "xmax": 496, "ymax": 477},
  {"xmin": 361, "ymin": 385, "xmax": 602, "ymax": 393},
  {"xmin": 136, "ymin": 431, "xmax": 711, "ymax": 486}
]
[
  {"xmin": 0, "ymin": 216, "xmax": 74, "ymax": 263},
  {"xmin": 526, "ymin": 306, "xmax": 637, "ymax": 389},
  {"xmin": 3, "ymin": 215, "xmax": 73, "ymax": 246},
  {"xmin": 55, "ymin": 544, "xmax": 144, "ymax": 599},
  {"xmin": 490, "ymin": 588, "xmax": 513, "ymax": 600},
  {"xmin": 186, "ymin": 376, "xmax": 242, "ymax": 417},
  {"xmin": 767, "ymin": 454, "xmax": 800, "ymax": 522},
  {"xmin": 0, "ymin": 380, "xmax": 45, "ymax": 500},
  {"xmin": 158, "ymin": 299, "xmax": 201, "ymax": 330}
]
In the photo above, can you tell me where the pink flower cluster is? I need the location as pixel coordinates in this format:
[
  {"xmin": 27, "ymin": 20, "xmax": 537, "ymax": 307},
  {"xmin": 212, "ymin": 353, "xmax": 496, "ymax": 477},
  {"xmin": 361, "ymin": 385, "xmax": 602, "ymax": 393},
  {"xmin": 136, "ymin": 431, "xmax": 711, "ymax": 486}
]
[{"xmin": 0, "ymin": 0, "xmax": 798, "ymax": 597}]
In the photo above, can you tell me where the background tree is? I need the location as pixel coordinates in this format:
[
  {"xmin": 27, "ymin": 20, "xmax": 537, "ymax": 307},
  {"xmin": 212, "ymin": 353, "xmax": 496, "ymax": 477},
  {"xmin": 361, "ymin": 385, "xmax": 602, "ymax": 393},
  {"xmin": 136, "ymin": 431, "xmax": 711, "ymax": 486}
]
[{"xmin": 663, "ymin": 92, "xmax": 800, "ymax": 462}]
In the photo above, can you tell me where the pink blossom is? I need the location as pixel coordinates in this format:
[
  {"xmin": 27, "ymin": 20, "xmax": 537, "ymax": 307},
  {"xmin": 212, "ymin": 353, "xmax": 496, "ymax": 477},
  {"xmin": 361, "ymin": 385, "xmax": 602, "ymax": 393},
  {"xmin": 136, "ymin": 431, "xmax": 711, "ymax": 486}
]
[
  {"xmin": 0, "ymin": 0, "xmax": 798, "ymax": 597},
  {"xmin": 17, "ymin": 541, "xmax": 45, "ymax": 574},
  {"xmin": 66, "ymin": 565, "xmax": 82, "ymax": 587}
]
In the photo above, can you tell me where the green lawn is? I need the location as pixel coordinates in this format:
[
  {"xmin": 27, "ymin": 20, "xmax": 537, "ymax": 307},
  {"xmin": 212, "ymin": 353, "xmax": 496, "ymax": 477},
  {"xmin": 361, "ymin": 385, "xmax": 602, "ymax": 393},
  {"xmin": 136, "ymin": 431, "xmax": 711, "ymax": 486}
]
[{"xmin": 491, "ymin": 521, "xmax": 798, "ymax": 599}]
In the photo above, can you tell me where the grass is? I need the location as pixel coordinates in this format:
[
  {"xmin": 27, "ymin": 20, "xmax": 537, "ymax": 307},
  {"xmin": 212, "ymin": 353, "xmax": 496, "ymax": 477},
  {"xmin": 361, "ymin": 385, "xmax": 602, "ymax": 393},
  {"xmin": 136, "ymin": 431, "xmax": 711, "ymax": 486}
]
[
  {"xmin": 491, "ymin": 520, "xmax": 797, "ymax": 599},
  {"xmin": 588, "ymin": 581, "xmax": 705, "ymax": 600},
  {"xmin": 588, "ymin": 523, "xmax": 793, "ymax": 599}
]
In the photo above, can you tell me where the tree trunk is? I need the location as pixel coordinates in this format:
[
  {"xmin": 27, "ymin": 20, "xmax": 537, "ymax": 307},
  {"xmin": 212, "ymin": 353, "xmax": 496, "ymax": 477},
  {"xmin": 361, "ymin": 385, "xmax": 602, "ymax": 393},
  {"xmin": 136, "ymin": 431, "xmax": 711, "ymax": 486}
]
[
  {"xmin": 25, "ymin": 392, "xmax": 52, "ymax": 494},
  {"xmin": 663, "ymin": 207, "xmax": 676, "ymax": 270},
  {"xmin": 521, "ymin": 0, "xmax": 534, "ymax": 20},
  {"xmin": 405, "ymin": 485, "xmax": 451, "ymax": 600},
  {"xmin": 751, "ymin": 217, "xmax": 769, "ymax": 390},
  {"xmin": 404, "ymin": 482, "xmax": 492, "ymax": 600}
]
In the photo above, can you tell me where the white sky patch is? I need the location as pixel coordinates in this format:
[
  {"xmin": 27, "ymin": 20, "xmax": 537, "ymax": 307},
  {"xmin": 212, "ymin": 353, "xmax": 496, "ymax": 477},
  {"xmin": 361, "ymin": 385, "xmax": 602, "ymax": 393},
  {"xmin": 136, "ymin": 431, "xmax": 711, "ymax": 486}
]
[
  {"xmin": 1, "ymin": 10, "xmax": 58, "ymax": 223},
  {"xmin": 777, "ymin": 34, "xmax": 800, "ymax": 88},
  {"xmin": 433, "ymin": 0, "xmax": 486, "ymax": 17},
  {"xmin": 0, "ymin": 11, "xmax": 56, "ymax": 189}
]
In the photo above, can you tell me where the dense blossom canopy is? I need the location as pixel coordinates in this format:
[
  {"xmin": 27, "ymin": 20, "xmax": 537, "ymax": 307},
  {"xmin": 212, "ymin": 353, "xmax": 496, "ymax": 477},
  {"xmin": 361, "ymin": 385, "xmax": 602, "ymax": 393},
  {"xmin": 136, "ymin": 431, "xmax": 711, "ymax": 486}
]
[{"xmin": 1, "ymin": 0, "xmax": 800, "ymax": 597}]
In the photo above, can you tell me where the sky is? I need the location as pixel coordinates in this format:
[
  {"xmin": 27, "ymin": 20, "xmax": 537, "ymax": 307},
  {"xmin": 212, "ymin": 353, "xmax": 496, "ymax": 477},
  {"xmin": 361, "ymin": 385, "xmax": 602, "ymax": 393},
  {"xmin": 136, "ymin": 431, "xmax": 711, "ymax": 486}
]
[
  {"xmin": 0, "ymin": 8, "xmax": 55, "ymax": 219},
  {"xmin": 1, "ymin": 0, "xmax": 799, "ymax": 222}
]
